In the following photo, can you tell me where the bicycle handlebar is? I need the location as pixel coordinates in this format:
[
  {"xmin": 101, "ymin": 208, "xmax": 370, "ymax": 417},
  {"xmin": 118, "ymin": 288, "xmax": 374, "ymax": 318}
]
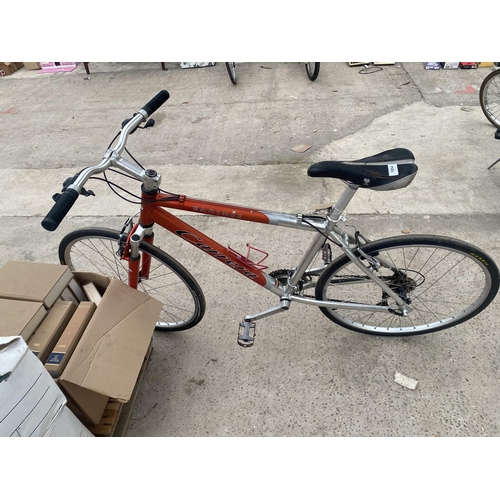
[
  {"xmin": 41, "ymin": 90, "xmax": 170, "ymax": 232},
  {"xmin": 41, "ymin": 188, "xmax": 79, "ymax": 231},
  {"xmin": 141, "ymin": 90, "xmax": 170, "ymax": 118}
]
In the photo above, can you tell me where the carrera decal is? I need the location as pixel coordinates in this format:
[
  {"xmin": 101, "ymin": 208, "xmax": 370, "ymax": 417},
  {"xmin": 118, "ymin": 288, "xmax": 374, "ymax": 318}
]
[
  {"xmin": 176, "ymin": 230, "xmax": 260, "ymax": 280},
  {"xmin": 192, "ymin": 206, "xmax": 243, "ymax": 219}
]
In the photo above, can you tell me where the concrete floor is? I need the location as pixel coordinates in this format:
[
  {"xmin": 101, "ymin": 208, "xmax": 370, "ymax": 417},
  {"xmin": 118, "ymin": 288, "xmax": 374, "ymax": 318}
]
[{"xmin": 1, "ymin": 62, "xmax": 499, "ymax": 436}]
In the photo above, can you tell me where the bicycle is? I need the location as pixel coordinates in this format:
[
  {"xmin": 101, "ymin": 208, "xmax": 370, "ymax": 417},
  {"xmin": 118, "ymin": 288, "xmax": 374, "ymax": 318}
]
[
  {"xmin": 480, "ymin": 67, "xmax": 500, "ymax": 128},
  {"xmin": 224, "ymin": 63, "xmax": 320, "ymax": 85},
  {"xmin": 42, "ymin": 90, "xmax": 500, "ymax": 347}
]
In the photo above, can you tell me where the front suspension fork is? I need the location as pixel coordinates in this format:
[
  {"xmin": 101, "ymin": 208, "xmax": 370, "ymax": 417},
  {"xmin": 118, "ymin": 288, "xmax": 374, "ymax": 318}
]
[{"xmin": 122, "ymin": 222, "xmax": 155, "ymax": 288}]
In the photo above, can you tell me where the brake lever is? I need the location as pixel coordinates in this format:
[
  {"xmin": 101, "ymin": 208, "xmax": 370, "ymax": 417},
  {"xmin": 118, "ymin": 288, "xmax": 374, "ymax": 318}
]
[
  {"xmin": 51, "ymin": 173, "xmax": 95, "ymax": 202},
  {"xmin": 121, "ymin": 117, "xmax": 155, "ymax": 134}
]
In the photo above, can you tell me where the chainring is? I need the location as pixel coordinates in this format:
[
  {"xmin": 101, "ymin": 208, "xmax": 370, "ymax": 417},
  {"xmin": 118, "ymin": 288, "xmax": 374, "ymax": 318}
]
[{"xmin": 269, "ymin": 269, "xmax": 319, "ymax": 298}]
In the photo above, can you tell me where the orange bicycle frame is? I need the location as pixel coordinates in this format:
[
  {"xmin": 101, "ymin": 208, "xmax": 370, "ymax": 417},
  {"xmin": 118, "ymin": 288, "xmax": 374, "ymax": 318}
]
[{"xmin": 125, "ymin": 190, "xmax": 276, "ymax": 289}]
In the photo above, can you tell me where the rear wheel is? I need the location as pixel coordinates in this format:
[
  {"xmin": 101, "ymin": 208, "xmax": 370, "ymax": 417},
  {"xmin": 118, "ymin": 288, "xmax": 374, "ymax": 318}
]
[
  {"xmin": 59, "ymin": 228, "xmax": 206, "ymax": 331},
  {"xmin": 315, "ymin": 235, "xmax": 499, "ymax": 336},
  {"xmin": 480, "ymin": 68, "xmax": 500, "ymax": 128}
]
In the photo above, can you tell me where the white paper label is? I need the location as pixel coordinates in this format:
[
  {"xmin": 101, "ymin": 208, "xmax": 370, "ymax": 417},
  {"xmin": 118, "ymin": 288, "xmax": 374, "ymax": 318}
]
[{"xmin": 388, "ymin": 164, "xmax": 399, "ymax": 176}]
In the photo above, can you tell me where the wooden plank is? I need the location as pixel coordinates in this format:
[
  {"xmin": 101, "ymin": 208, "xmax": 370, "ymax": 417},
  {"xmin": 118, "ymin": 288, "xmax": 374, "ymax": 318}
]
[{"xmin": 86, "ymin": 402, "xmax": 123, "ymax": 437}]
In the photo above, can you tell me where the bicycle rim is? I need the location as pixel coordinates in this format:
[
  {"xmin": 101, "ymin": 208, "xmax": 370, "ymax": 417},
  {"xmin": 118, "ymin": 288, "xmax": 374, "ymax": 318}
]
[
  {"xmin": 59, "ymin": 228, "xmax": 205, "ymax": 331},
  {"xmin": 480, "ymin": 69, "xmax": 500, "ymax": 128},
  {"xmin": 316, "ymin": 235, "xmax": 499, "ymax": 336}
]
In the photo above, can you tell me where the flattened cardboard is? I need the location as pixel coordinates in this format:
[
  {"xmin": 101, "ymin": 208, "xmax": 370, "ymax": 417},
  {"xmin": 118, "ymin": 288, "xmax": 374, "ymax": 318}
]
[{"xmin": 60, "ymin": 278, "xmax": 162, "ymax": 425}]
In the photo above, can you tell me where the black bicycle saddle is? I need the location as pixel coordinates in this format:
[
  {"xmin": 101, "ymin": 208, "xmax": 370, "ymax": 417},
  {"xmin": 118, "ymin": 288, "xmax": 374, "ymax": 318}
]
[{"xmin": 308, "ymin": 148, "xmax": 418, "ymax": 191}]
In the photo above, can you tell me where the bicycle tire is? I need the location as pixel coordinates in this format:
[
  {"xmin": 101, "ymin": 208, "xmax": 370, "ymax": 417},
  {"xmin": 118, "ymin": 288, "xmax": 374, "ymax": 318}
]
[
  {"xmin": 315, "ymin": 235, "xmax": 499, "ymax": 336},
  {"xmin": 305, "ymin": 63, "xmax": 320, "ymax": 81},
  {"xmin": 480, "ymin": 68, "xmax": 500, "ymax": 128},
  {"xmin": 225, "ymin": 62, "xmax": 237, "ymax": 85},
  {"xmin": 59, "ymin": 228, "xmax": 206, "ymax": 331}
]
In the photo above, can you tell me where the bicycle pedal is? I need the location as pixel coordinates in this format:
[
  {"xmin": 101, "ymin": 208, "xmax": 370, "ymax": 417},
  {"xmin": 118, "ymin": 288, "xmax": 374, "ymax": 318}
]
[{"xmin": 238, "ymin": 321, "xmax": 256, "ymax": 348}]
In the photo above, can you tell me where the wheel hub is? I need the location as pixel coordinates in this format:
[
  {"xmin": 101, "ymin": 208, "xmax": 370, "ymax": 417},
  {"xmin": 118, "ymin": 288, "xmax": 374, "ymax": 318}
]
[{"xmin": 378, "ymin": 272, "xmax": 418, "ymax": 307}]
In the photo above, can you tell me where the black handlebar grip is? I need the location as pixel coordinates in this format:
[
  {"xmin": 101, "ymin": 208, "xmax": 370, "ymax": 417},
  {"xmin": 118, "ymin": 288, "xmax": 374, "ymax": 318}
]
[
  {"xmin": 41, "ymin": 188, "xmax": 79, "ymax": 231},
  {"xmin": 141, "ymin": 90, "xmax": 170, "ymax": 117}
]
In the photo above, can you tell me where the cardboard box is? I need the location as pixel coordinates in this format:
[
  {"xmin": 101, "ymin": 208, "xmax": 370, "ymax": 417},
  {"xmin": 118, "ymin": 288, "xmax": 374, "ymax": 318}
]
[
  {"xmin": 0, "ymin": 298, "xmax": 47, "ymax": 342},
  {"xmin": 59, "ymin": 275, "xmax": 162, "ymax": 425},
  {"xmin": 28, "ymin": 301, "xmax": 77, "ymax": 363},
  {"xmin": 0, "ymin": 336, "xmax": 66, "ymax": 437},
  {"xmin": 0, "ymin": 62, "xmax": 24, "ymax": 76},
  {"xmin": 23, "ymin": 62, "xmax": 41, "ymax": 70},
  {"xmin": 82, "ymin": 281, "xmax": 102, "ymax": 305},
  {"xmin": 441, "ymin": 62, "xmax": 459, "ymax": 69},
  {"xmin": 68, "ymin": 278, "xmax": 87, "ymax": 302},
  {"xmin": 478, "ymin": 62, "xmax": 494, "ymax": 67},
  {"xmin": 45, "ymin": 301, "xmax": 96, "ymax": 378},
  {"xmin": 0, "ymin": 260, "xmax": 74, "ymax": 309},
  {"xmin": 60, "ymin": 286, "xmax": 79, "ymax": 305},
  {"xmin": 23, "ymin": 63, "xmax": 41, "ymax": 71}
]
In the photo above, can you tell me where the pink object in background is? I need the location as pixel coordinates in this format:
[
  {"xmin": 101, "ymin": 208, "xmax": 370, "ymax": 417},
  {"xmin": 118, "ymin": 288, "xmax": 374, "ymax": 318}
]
[{"xmin": 37, "ymin": 62, "xmax": 79, "ymax": 74}]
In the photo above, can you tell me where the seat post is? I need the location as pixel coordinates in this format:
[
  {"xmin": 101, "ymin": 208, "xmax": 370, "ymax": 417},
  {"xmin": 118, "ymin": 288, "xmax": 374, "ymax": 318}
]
[{"xmin": 329, "ymin": 183, "xmax": 358, "ymax": 222}]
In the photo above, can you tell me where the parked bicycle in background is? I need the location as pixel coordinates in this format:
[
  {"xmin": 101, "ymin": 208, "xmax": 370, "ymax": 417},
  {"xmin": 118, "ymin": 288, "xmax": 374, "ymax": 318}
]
[
  {"xmin": 225, "ymin": 62, "xmax": 320, "ymax": 85},
  {"xmin": 480, "ymin": 66, "xmax": 500, "ymax": 128}
]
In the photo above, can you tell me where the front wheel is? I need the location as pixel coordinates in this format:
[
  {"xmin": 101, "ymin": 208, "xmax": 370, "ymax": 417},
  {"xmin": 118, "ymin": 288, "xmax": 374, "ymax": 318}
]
[
  {"xmin": 59, "ymin": 228, "xmax": 206, "ymax": 331},
  {"xmin": 479, "ymin": 68, "xmax": 500, "ymax": 128},
  {"xmin": 315, "ymin": 235, "xmax": 499, "ymax": 336}
]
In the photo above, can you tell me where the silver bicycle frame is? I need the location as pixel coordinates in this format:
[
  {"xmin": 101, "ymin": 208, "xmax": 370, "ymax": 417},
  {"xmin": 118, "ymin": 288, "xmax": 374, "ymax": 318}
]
[{"xmin": 243, "ymin": 183, "xmax": 411, "ymax": 323}]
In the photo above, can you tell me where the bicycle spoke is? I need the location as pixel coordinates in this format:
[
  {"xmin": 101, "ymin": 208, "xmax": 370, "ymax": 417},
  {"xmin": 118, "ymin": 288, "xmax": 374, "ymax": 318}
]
[
  {"xmin": 412, "ymin": 255, "xmax": 466, "ymax": 301},
  {"xmin": 318, "ymin": 237, "xmax": 497, "ymax": 335},
  {"xmin": 61, "ymin": 231, "xmax": 205, "ymax": 330}
]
